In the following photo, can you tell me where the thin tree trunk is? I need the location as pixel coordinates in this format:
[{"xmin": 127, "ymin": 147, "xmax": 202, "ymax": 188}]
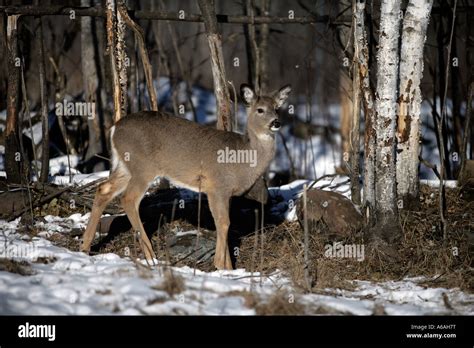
[
  {"xmin": 373, "ymin": 0, "xmax": 401, "ymax": 234},
  {"xmin": 118, "ymin": 3, "xmax": 157, "ymax": 111},
  {"xmin": 81, "ymin": 0, "xmax": 103, "ymax": 172},
  {"xmin": 198, "ymin": 0, "xmax": 233, "ymax": 131},
  {"xmin": 438, "ymin": 0, "xmax": 457, "ymax": 239},
  {"xmin": 460, "ymin": 81, "xmax": 473, "ymax": 172},
  {"xmin": 461, "ymin": 8, "xmax": 474, "ymax": 168},
  {"xmin": 106, "ymin": 0, "xmax": 127, "ymax": 122},
  {"xmin": 396, "ymin": 0, "xmax": 433, "ymax": 208},
  {"xmin": 436, "ymin": 11, "xmax": 451, "ymax": 179},
  {"xmin": 243, "ymin": 0, "xmax": 260, "ymax": 91},
  {"xmin": 350, "ymin": 0, "xmax": 362, "ymax": 205},
  {"xmin": 35, "ymin": 14, "xmax": 49, "ymax": 182},
  {"xmin": 129, "ymin": 38, "xmax": 139, "ymax": 113},
  {"xmin": 339, "ymin": 0, "xmax": 353, "ymax": 174},
  {"xmin": 5, "ymin": 15, "xmax": 23, "ymax": 184},
  {"xmin": 450, "ymin": 24, "xmax": 462, "ymax": 160},
  {"xmin": 356, "ymin": 0, "xmax": 376, "ymax": 222},
  {"xmin": 259, "ymin": 0, "xmax": 270, "ymax": 93}
]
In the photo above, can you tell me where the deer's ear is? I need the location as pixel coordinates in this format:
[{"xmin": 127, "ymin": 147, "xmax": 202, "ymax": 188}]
[
  {"xmin": 273, "ymin": 85, "xmax": 292, "ymax": 109},
  {"xmin": 240, "ymin": 84, "xmax": 256, "ymax": 106}
]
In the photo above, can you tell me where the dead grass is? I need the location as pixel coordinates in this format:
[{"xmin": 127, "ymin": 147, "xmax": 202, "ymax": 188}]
[
  {"xmin": 35, "ymin": 184, "xmax": 472, "ymax": 293},
  {"xmin": 237, "ymin": 185, "xmax": 473, "ymax": 292},
  {"xmin": 156, "ymin": 271, "xmax": 185, "ymax": 297},
  {"xmin": 0, "ymin": 259, "xmax": 34, "ymax": 276},
  {"xmin": 224, "ymin": 289, "xmax": 305, "ymax": 315},
  {"xmin": 254, "ymin": 290, "xmax": 306, "ymax": 315}
]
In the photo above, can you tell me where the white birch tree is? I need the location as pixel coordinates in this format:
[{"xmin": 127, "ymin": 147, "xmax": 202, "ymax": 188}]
[
  {"xmin": 396, "ymin": 0, "xmax": 434, "ymax": 206},
  {"xmin": 373, "ymin": 0, "xmax": 402, "ymax": 232}
]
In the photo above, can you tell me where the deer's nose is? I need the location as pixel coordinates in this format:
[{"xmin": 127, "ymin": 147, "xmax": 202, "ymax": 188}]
[{"xmin": 270, "ymin": 119, "xmax": 281, "ymax": 132}]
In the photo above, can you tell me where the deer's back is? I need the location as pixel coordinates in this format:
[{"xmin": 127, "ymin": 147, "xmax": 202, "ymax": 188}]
[{"xmin": 111, "ymin": 111, "xmax": 263, "ymax": 195}]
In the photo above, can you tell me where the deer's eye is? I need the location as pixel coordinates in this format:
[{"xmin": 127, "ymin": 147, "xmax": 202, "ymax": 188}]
[{"xmin": 257, "ymin": 108, "xmax": 265, "ymax": 114}]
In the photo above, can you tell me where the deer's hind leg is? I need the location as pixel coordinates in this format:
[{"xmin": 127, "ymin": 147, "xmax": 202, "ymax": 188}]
[
  {"xmin": 120, "ymin": 176, "xmax": 157, "ymax": 264},
  {"xmin": 81, "ymin": 169, "xmax": 130, "ymax": 253}
]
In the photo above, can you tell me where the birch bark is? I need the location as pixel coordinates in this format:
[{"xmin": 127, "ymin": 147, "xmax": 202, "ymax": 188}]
[
  {"xmin": 397, "ymin": 0, "xmax": 434, "ymax": 206},
  {"xmin": 373, "ymin": 0, "xmax": 402, "ymax": 230}
]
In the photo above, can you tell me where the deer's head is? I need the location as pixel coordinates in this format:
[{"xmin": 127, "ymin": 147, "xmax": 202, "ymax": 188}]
[{"xmin": 241, "ymin": 84, "xmax": 291, "ymax": 139}]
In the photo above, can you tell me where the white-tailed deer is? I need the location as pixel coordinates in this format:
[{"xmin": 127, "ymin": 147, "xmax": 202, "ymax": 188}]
[{"xmin": 81, "ymin": 84, "xmax": 291, "ymax": 270}]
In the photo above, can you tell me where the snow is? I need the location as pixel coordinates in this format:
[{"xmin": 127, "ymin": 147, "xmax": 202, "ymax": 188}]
[
  {"xmin": 49, "ymin": 171, "xmax": 110, "ymax": 186},
  {"xmin": 0, "ymin": 215, "xmax": 472, "ymax": 316},
  {"xmin": 420, "ymin": 179, "xmax": 457, "ymax": 188}
]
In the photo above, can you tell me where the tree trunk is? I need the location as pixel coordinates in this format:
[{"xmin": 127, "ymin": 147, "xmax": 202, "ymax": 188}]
[
  {"xmin": 36, "ymin": 14, "xmax": 49, "ymax": 182},
  {"xmin": 396, "ymin": 0, "xmax": 433, "ymax": 208},
  {"xmin": 5, "ymin": 14, "xmax": 23, "ymax": 184},
  {"xmin": 373, "ymin": 0, "xmax": 401, "ymax": 235},
  {"xmin": 106, "ymin": 0, "xmax": 127, "ymax": 122},
  {"xmin": 81, "ymin": 0, "xmax": 103, "ymax": 172},
  {"xmin": 356, "ymin": 0, "xmax": 376, "ymax": 222},
  {"xmin": 350, "ymin": 0, "xmax": 362, "ymax": 205},
  {"xmin": 243, "ymin": 0, "xmax": 259, "ymax": 92},
  {"xmin": 198, "ymin": 0, "xmax": 233, "ymax": 131},
  {"xmin": 339, "ymin": 0, "xmax": 353, "ymax": 173},
  {"xmin": 259, "ymin": 0, "xmax": 270, "ymax": 92},
  {"xmin": 119, "ymin": 3, "xmax": 158, "ymax": 111},
  {"xmin": 461, "ymin": 6, "xmax": 474, "ymax": 168}
]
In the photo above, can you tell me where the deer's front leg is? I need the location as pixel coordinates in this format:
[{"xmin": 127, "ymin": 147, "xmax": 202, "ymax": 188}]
[{"xmin": 207, "ymin": 193, "xmax": 232, "ymax": 270}]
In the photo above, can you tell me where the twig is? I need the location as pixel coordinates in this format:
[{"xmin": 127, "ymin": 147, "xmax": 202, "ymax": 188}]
[
  {"xmin": 228, "ymin": 80, "xmax": 238, "ymax": 131},
  {"xmin": 49, "ymin": 56, "xmax": 73, "ymax": 184},
  {"xmin": 438, "ymin": 0, "xmax": 457, "ymax": 240},
  {"xmin": 460, "ymin": 81, "xmax": 473, "ymax": 173},
  {"xmin": 279, "ymin": 132, "xmax": 297, "ymax": 180},
  {"xmin": 303, "ymin": 184, "xmax": 312, "ymax": 292},
  {"xmin": 193, "ymin": 163, "xmax": 203, "ymax": 275},
  {"xmin": 118, "ymin": 4, "xmax": 157, "ymax": 111},
  {"xmin": 419, "ymin": 155, "xmax": 441, "ymax": 180},
  {"xmin": 260, "ymin": 191, "xmax": 264, "ymax": 286},
  {"xmin": 251, "ymin": 209, "xmax": 258, "ymax": 291}
]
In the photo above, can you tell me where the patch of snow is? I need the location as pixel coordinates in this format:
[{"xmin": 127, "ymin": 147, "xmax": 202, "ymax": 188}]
[
  {"xmin": 420, "ymin": 179, "xmax": 457, "ymax": 188},
  {"xmin": 49, "ymin": 171, "xmax": 109, "ymax": 186}
]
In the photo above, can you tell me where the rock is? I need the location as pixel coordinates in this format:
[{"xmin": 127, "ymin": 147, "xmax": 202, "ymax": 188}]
[
  {"xmin": 459, "ymin": 160, "xmax": 474, "ymax": 201},
  {"xmin": 0, "ymin": 190, "xmax": 28, "ymax": 219},
  {"xmin": 297, "ymin": 189, "xmax": 362, "ymax": 238},
  {"xmin": 459, "ymin": 160, "xmax": 474, "ymax": 186}
]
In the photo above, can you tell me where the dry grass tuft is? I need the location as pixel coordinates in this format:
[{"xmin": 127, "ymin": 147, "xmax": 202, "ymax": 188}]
[
  {"xmin": 0, "ymin": 259, "xmax": 35, "ymax": 276},
  {"xmin": 159, "ymin": 271, "xmax": 185, "ymax": 297},
  {"xmin": 254, "ymin": 290, "xmax": 305, "ymax": 315}
]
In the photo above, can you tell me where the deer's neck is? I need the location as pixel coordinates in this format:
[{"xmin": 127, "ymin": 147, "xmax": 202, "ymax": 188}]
[{"xmin": 246, "ymin": 127, "xmax": 276, "ymax": 174}]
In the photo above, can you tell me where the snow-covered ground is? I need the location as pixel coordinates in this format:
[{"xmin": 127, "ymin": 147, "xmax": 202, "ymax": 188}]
[
  {"xmin": 0, "ymin": 216, "xmax": 472, "ymax": 315},
  {"xmin": 0, "ymin": 81, "xmax": 471, "ymax": 316}
]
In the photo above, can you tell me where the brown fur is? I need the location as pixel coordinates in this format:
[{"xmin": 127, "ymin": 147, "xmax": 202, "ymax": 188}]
[{"xmin": 81, "ymin": 84, "xmax": 291, "ymax": 270}]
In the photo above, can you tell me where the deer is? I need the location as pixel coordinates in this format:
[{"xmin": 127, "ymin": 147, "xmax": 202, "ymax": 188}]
[{"xmin": 80, "ymin": 84, "xmax": 291, "ymax": 270}]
